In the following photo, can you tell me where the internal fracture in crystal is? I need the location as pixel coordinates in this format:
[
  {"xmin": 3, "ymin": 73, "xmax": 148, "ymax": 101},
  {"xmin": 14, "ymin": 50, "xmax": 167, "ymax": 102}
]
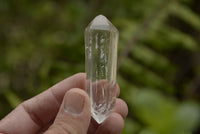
[{"xmin": 85, "ymin": 15, "xmax": 119, "ymax": 124}]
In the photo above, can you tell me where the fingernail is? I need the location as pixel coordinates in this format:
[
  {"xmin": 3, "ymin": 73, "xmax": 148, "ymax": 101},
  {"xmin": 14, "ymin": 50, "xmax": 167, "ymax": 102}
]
[{"xmin": 64, "ymin": 92, "xmax": 84, "ymax": 115}]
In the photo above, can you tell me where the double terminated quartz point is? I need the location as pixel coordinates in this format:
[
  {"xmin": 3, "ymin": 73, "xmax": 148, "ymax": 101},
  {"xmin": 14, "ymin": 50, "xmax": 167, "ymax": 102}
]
[{"xmin": 85, "ymin": 15, "xmax": 119, "ymax": 124}]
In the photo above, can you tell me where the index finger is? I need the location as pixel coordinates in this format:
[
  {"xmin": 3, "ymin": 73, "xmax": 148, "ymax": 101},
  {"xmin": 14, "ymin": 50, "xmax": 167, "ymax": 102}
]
[{"xmin": 0, "ymin": 73, "xmax": 86, "ymax": 134}]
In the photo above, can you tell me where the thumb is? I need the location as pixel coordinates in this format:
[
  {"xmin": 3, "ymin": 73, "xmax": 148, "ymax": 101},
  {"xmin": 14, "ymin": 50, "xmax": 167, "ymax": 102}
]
[{"xmin": 45, "ymin": 88, "xmax": 91, "ymax": 134}]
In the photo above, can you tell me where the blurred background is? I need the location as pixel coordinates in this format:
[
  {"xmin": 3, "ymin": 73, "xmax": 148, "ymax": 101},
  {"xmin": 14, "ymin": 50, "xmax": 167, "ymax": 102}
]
[{"xmin": 0, "ymin": 0, "xmax": 200, "ymax": 133}]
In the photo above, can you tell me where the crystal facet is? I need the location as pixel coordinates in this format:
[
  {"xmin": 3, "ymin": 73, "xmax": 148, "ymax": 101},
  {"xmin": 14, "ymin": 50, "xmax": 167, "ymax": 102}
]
[{"xmin": 85, "ymin": 15, "xmax": 119, "ymax": 124}]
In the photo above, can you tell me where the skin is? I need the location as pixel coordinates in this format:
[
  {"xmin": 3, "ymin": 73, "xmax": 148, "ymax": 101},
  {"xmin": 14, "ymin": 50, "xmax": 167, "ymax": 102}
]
[{"xmin": 0, "ymin": 73, "xmax": 128, "ymax": 134}]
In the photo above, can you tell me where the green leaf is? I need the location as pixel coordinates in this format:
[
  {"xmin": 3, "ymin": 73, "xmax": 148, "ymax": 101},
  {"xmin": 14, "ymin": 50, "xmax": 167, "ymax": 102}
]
[{"xmin": 5, "ymin": 90, "xmax": 22, "ymax": 108}]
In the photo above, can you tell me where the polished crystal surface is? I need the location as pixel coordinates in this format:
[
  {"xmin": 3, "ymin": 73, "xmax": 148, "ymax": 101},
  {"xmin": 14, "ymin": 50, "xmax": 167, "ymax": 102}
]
[{"xmin": 85, "ymin": 15, "xmax": 119, "ymax": 124}]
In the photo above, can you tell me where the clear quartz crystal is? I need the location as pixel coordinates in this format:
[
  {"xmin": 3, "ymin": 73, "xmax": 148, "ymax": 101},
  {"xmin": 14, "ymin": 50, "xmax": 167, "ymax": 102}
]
[{"xmin": 85, "ymin": 15, "xmax": 119, "ymax": 124}]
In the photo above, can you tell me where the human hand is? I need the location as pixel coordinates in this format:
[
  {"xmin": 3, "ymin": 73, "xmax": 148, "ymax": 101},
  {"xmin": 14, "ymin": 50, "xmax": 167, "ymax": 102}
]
[{"xmin": 0, "ymin": 73, "xmax": 128, "ymax": 134}]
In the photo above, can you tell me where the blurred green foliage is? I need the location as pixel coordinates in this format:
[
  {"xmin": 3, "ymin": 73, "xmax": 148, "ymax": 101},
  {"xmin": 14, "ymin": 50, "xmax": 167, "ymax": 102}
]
[{"xmin": 0, "ymin": 0, "xmax": 200, "ymax": 133}]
